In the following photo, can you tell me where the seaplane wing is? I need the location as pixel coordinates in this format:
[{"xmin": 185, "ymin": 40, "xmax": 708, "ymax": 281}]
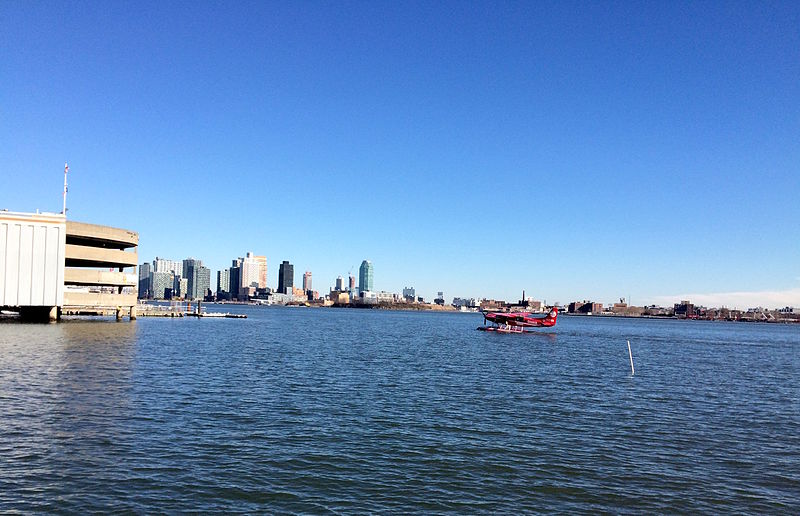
[{"xmin": 478, "ymin": 307, "xmax": 558, "ymax": 332}]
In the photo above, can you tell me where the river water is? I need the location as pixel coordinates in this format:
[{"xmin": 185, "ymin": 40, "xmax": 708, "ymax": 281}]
[{"xmin": 0, "ymin": 307, "xmax": 798, "ymax": 513}]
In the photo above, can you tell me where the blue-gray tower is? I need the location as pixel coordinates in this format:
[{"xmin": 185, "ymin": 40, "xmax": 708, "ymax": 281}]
[{"xmin": 359, "ymin": 260, "xmax": 374, "ymax": 293}]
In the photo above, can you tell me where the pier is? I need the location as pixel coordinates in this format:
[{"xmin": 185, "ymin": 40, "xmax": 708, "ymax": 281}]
[{"xmin": 135, "ymin": 301, "xmax": 247, "ymax": 318}]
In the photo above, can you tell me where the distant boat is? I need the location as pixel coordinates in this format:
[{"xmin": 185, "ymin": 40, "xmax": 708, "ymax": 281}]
[
  {"xmin": 192, "ymin": 311, "xmax": 247, "ymax": 319},
  {"xmin": 477, "ymin": 307, "xmax": 558, "ymax": 333}
]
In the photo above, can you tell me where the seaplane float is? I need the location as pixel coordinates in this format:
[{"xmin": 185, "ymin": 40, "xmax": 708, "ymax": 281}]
[{"xmin": 477, "ymin": 307, "xmax": 558, "ymax": 333}]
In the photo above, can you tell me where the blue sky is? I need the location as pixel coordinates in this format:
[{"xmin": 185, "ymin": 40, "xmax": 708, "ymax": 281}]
[{"xmin": 2, "ymin": 1, "xmax": 799, "ymax": 307}]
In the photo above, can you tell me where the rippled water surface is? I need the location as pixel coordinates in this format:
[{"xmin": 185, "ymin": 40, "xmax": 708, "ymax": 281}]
[{"xmin": 1, "ymin": 307, "xmax": 798, "ymax": 513}]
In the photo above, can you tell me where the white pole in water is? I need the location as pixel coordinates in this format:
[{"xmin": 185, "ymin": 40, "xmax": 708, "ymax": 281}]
[{"xmin": 627, "ymin": 340, "xmax": 635, "ymax": 376}]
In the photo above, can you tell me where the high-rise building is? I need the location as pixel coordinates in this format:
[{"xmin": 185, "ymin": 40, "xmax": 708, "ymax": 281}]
[
  {"xmin": 182, "ymin": 258, "xmax": 201, "ymax": 299},
  {"xmin": 173, "ymin": 274, "xmax": 183, "ymax": 298},
  {"xmin": 348, "ymin": 275, "xmax": 355, "ymax": 291},
  {"xmin": 278, "ymin": 260, "xmax": 294, "ymax": 294},
  {"xmin": 217, "ymin": 269, "xmax": 231, "ymax": 298},
  {"xmin": 240, "ymin": 252, "xmax": 260, "ymax": 289},
  {"xmin": 255, "ymin": 255, "xmax": 267, "ymax": 289},
  {"xmin": 182, "ymin": 258, "xmax": 209, "ymax": 300},
  {"xmin": 194, "ymin": 266, "xmax": 210, "ymax": 300},
  {"xmin": 154, "ymin": 257, "xmax": 181, "ymax": 275},
  {"xmin": 303, "ymin": 271, "xmax": 312, "ymax": 292},
  {"xmin": 182, "ymin": 258, "xmax": 201, "ymax": 279},
  {"xmin": 151, "ymin": 271, "xmax": 174, "ymax": 300},
  {"xmin": 138, "ymin": 262, "xmax": 152, "ymax": 299},
  {"xmin": 335, "ymin": 276, "xmax": 344, "ymax": 290},
  {"xmin": 229, "ymin": 258, "xmax": 241, "ymax": 299},
  {"xmin": 359, "ymin": 260, "xmax": 374, "ymax": 293},
  {"xmin": 403, "ymin": 287, "xmax": 416, "ymax": 301}
]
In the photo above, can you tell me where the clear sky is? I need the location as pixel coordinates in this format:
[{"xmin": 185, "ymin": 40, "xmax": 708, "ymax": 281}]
[{"xmin": 2, "ymin": 1, "xmax": 799, "ymax": 308}]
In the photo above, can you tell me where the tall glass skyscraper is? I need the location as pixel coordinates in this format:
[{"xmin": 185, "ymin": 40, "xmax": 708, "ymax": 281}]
[
  {"xmin": 359, "ymin": 260, "xmax": 373, "ymax": 293},
  {"xmin": 182, "ymin": 258, "xmax": 209, "ymax": 300},
  {"xmin": 278, "ymin": 260, "xmax": 294, "ymax": 294},
  {"xmin": 229, "ymin": 258, "xmax": 242, "ymax": 299},
  {"xmin": 138, "ymin": 262, "xmax": 152, "ymax": 299},
  {"xmin": 217, "ymin": 269, "xmax": 230, "ymax": 297},
  {"xmin": 194, "ymin": 266, "xmax": 210, "ymax": 300}
]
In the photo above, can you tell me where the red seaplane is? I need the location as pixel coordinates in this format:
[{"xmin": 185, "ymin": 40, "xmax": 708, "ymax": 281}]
[{"xmin": 478, "ymin": 307, "xmax": 558, "ymax": 333}]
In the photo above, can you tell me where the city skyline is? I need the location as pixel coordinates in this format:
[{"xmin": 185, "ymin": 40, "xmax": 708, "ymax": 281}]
[
  {"xmin": 134, "ymin": 251, "xmax": 797, "ymax": 312},
  {"xmin": 1, "ymin": 3, "xmax": 798, "ymax": 308}
]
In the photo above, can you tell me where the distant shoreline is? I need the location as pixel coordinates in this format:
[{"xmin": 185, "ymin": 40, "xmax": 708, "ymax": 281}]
[
  {"xmin": 560, "ymin": 312, "xmax": 800, "ymax": 324},
  {"xmin": 198, "ymin": 301, "xmax": 800, "ymax": 323}
]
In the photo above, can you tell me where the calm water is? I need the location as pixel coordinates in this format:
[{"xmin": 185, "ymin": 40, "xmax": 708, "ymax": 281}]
[{"xmin": 0, "ymin": 307, "xmax": 798, "ymax": 513}]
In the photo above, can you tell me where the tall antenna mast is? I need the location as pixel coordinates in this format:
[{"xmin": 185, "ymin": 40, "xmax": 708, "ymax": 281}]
[{"xmin": 62, "ymin": 163, "xmax": 69, "ymax": 215}]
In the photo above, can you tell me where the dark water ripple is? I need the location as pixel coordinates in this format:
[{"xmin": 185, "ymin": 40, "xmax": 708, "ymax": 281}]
[{"xmin": 1, "ymin": 308, "xmax": 798, "ymax": 513}]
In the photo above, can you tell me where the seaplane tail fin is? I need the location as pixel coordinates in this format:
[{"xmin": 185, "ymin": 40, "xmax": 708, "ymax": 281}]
[{"xmin": 545, "ymin": 307, "xmax": 558, "ymax": 321}]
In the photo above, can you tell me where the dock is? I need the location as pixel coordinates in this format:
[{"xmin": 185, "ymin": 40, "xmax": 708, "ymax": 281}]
[{"xmin": 135, "ymin": 302, "xmax": 247, "ymax": 319}]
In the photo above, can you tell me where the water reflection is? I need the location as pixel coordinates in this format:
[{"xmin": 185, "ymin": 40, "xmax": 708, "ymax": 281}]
[
  {"xmin": 0, "ymin": 319, "xmax": 138, "ymax": 506},
  {"xmin": 51, "ymin": 319, "xmax": 137, "ymax": 441}
]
